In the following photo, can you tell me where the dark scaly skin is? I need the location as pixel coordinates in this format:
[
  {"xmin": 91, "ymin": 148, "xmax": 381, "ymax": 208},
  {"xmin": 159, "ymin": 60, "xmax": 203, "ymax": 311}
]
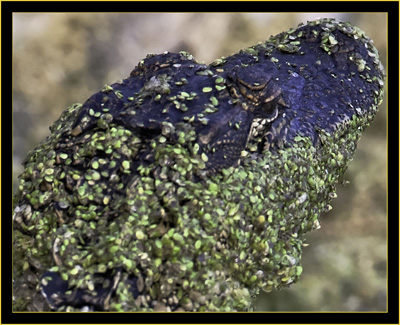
[{"xmin": 13, "ymin": 19, "xmax": 385, "ymax": 311}]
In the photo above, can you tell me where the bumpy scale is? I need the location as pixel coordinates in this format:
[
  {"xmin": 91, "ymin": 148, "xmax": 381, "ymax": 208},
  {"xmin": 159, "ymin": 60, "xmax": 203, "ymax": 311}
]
[{"xmin": 13, "ymin": 19, "xmax": 385, "ymax": 311}]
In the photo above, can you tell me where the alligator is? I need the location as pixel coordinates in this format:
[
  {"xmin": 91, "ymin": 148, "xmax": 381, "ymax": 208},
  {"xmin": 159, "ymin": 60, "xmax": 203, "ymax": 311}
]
[{"xmin": 13, "ymin": 18, "xmax": 385, "ymax": 312}]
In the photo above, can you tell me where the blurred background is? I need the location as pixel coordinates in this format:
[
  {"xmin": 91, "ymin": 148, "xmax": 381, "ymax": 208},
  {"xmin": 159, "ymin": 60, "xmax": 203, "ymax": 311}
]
[{"xmin": 13, "ymin": 13, "xmax": 387, "ymax": 311}]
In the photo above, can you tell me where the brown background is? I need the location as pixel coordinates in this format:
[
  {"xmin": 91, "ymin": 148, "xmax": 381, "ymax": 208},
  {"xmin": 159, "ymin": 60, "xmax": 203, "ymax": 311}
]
[{"xmin": 13, "ymin": 13, "xmax": 387, "ymax": 311}]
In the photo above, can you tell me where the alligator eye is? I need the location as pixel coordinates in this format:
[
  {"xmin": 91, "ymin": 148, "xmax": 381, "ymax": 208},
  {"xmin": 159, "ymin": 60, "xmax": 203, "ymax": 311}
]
[
  {"xmin": 261, "ymin": 104, "xmax": 279, "ymax": 122},
  {"xmin": 253, "ymin": 80, "xmax": 283, "ymax": 120}
]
